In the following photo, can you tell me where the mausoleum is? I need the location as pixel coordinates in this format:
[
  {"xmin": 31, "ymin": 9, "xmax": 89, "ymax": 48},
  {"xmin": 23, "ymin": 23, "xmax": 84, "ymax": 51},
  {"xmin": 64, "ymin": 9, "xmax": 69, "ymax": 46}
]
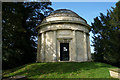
[{"xmin": 36, "ymin": 9, "xmax": 91, "ymax": 62}]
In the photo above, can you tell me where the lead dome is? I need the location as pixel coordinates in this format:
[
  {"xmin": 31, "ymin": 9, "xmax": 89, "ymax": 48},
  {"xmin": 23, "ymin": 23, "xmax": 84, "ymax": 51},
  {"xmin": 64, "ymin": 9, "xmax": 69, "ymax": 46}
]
[{"xmin": 40, "ymin": 9, "xmax": 89, "ymax": 28}]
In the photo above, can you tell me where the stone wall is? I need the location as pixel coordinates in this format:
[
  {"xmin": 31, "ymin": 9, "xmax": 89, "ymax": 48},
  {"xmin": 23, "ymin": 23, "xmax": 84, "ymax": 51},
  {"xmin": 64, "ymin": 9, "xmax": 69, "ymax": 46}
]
[
  {"xmin": 37, "ymin": 23, "xmax": 91, "ymax": 62},
  {"xmin": 45, "ymin": 31, "xmax": 54, "ymax": 62},
  {"xmin": 76, "ymin": 31, "xmax": 84, "ymax": 61}
]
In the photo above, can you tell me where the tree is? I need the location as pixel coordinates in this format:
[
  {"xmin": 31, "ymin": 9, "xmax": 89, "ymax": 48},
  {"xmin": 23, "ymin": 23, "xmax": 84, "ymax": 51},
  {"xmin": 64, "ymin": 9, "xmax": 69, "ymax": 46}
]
[
  {"xmin": 2, "ymin": 2, "xmax": 54, "ymax": 69},
  {"xmin": 91, "ymin": 1, "xmax": 120, "ymax": 66}
]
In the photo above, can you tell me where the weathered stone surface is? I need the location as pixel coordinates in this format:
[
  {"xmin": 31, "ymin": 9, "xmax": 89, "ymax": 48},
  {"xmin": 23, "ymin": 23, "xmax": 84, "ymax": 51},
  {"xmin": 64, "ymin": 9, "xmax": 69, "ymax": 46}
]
[
  {"xmin": 109, "ymin": 69, "xmax": 120, "ymax": 79},
  {"xmin": 38, "ymin": 24, "xmax": 89, "ymax": 34},
  {"xmin": 37, "ymin": 9, "xmax": 91, "ymax": 62}
]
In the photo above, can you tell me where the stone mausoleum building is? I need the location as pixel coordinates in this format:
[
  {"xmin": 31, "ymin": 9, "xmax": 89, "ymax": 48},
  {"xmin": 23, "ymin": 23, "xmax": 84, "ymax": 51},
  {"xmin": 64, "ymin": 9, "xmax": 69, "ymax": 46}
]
[{"xmin": 37, "ymin": 9, "xmax": 91, "ymax": 62}]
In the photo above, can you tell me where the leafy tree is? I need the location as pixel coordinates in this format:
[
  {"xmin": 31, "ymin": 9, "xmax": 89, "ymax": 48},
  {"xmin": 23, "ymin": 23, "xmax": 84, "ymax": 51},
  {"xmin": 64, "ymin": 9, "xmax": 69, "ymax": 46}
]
[
  {"xmin": 91, "ymin": 1, "xmax": 120, "ymax": 66},
  {"xmin": 2, "ymin": 2, "xmax": 54, "ymax": 69}
]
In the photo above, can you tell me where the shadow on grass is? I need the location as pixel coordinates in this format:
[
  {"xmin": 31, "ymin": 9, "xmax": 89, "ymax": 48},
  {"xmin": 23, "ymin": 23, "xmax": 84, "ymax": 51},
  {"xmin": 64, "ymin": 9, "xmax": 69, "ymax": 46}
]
[
  {"xmin": 3, "ymin": 62, "xmax": 116, "ymax": 79},
  {"xmin": 3, "ymin": 63, "xmax": 33, "ymax": 75}
]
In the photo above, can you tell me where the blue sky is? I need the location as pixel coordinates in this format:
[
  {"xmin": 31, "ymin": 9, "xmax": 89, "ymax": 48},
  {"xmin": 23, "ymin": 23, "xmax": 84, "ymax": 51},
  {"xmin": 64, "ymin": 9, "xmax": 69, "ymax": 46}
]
[{"xmin": 51, "ymin": 2, "xmax": 116, "ymax": 53}]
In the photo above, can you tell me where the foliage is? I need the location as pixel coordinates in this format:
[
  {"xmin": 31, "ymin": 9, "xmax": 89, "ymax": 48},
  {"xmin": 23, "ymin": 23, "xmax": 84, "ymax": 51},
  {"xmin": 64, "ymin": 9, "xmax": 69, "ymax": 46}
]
[
  {"xmin": 3, "ymin": 62, "xmax": 118, "ymax": 79},
  {"xmin": 2, "ymin": 2, "xmax": 54, "ymax": 69},
  {"xmin": 91, "ymin": 1, "xmax": 120, "ymax": 66}
]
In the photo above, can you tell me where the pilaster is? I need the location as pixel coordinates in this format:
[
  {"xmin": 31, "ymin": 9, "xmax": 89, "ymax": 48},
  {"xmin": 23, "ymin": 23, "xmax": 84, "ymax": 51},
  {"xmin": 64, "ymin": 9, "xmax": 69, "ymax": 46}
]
[
  {"xmin": 83, "ymin": 32, "xmax": 87, "ymax": 61},
  {"xmin": 37, "ymin": 34, "xmax": 41, "ymax": 62},
  {"xmin": 73, "ymin": 30, "xmax": 77, "ymax": 61},
  {"xmin": 53, "ymin": 31, "xmax": 57, "ymax": 61},
  {"xmin": 87, "ymin": 34, "xmax": 91, "ymax": 61},
  {"xmin": 41, "ymin": 33, "xmax": 45, "ymax": 62}
]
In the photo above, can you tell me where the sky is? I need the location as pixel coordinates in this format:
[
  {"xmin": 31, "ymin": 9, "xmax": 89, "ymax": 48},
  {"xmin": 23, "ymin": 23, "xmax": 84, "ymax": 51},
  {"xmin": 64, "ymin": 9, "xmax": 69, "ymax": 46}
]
[{"xmin": 51, "ymin": 2, "xmax": 116, "ymax": 53}]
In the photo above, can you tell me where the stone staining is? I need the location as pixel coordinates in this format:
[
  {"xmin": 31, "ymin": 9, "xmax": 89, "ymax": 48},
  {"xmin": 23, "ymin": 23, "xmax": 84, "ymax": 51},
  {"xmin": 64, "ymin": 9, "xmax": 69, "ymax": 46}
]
[{"xmin": 36, "ymin": 9, "xmax": 91, "ymax": 62}]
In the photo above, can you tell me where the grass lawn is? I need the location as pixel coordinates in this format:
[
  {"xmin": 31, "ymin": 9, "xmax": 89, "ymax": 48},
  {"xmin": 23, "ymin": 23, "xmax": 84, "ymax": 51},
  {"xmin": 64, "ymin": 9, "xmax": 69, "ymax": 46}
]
[{"xmin": 3, "ymin": 62, "xmax": 118, "ymax": 79}]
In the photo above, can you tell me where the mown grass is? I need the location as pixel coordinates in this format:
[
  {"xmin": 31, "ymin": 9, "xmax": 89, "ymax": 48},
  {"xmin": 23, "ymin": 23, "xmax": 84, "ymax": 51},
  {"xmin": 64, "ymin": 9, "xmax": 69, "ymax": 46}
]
[{"xmin": 3, "ymin": 62, "xmax": 118, "ymax": 79}]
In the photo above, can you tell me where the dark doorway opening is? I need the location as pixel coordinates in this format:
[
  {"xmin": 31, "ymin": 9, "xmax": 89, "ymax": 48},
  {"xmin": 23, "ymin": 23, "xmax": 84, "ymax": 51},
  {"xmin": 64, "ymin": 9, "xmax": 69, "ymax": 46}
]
[{"xmin": 60, "ymin": 43, "xmax": 69, "ymax": 61}]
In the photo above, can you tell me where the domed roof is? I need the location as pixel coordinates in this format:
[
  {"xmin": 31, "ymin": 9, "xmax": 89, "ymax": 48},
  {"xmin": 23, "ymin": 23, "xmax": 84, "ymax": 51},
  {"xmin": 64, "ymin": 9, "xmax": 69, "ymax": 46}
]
[
  {"xmin": 49, "ymin": 9, "xmax": 81, "ymax": 18},
  {"xmin": 38, "ymin": 9, "xmax": 89, "ymax": 29}
]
